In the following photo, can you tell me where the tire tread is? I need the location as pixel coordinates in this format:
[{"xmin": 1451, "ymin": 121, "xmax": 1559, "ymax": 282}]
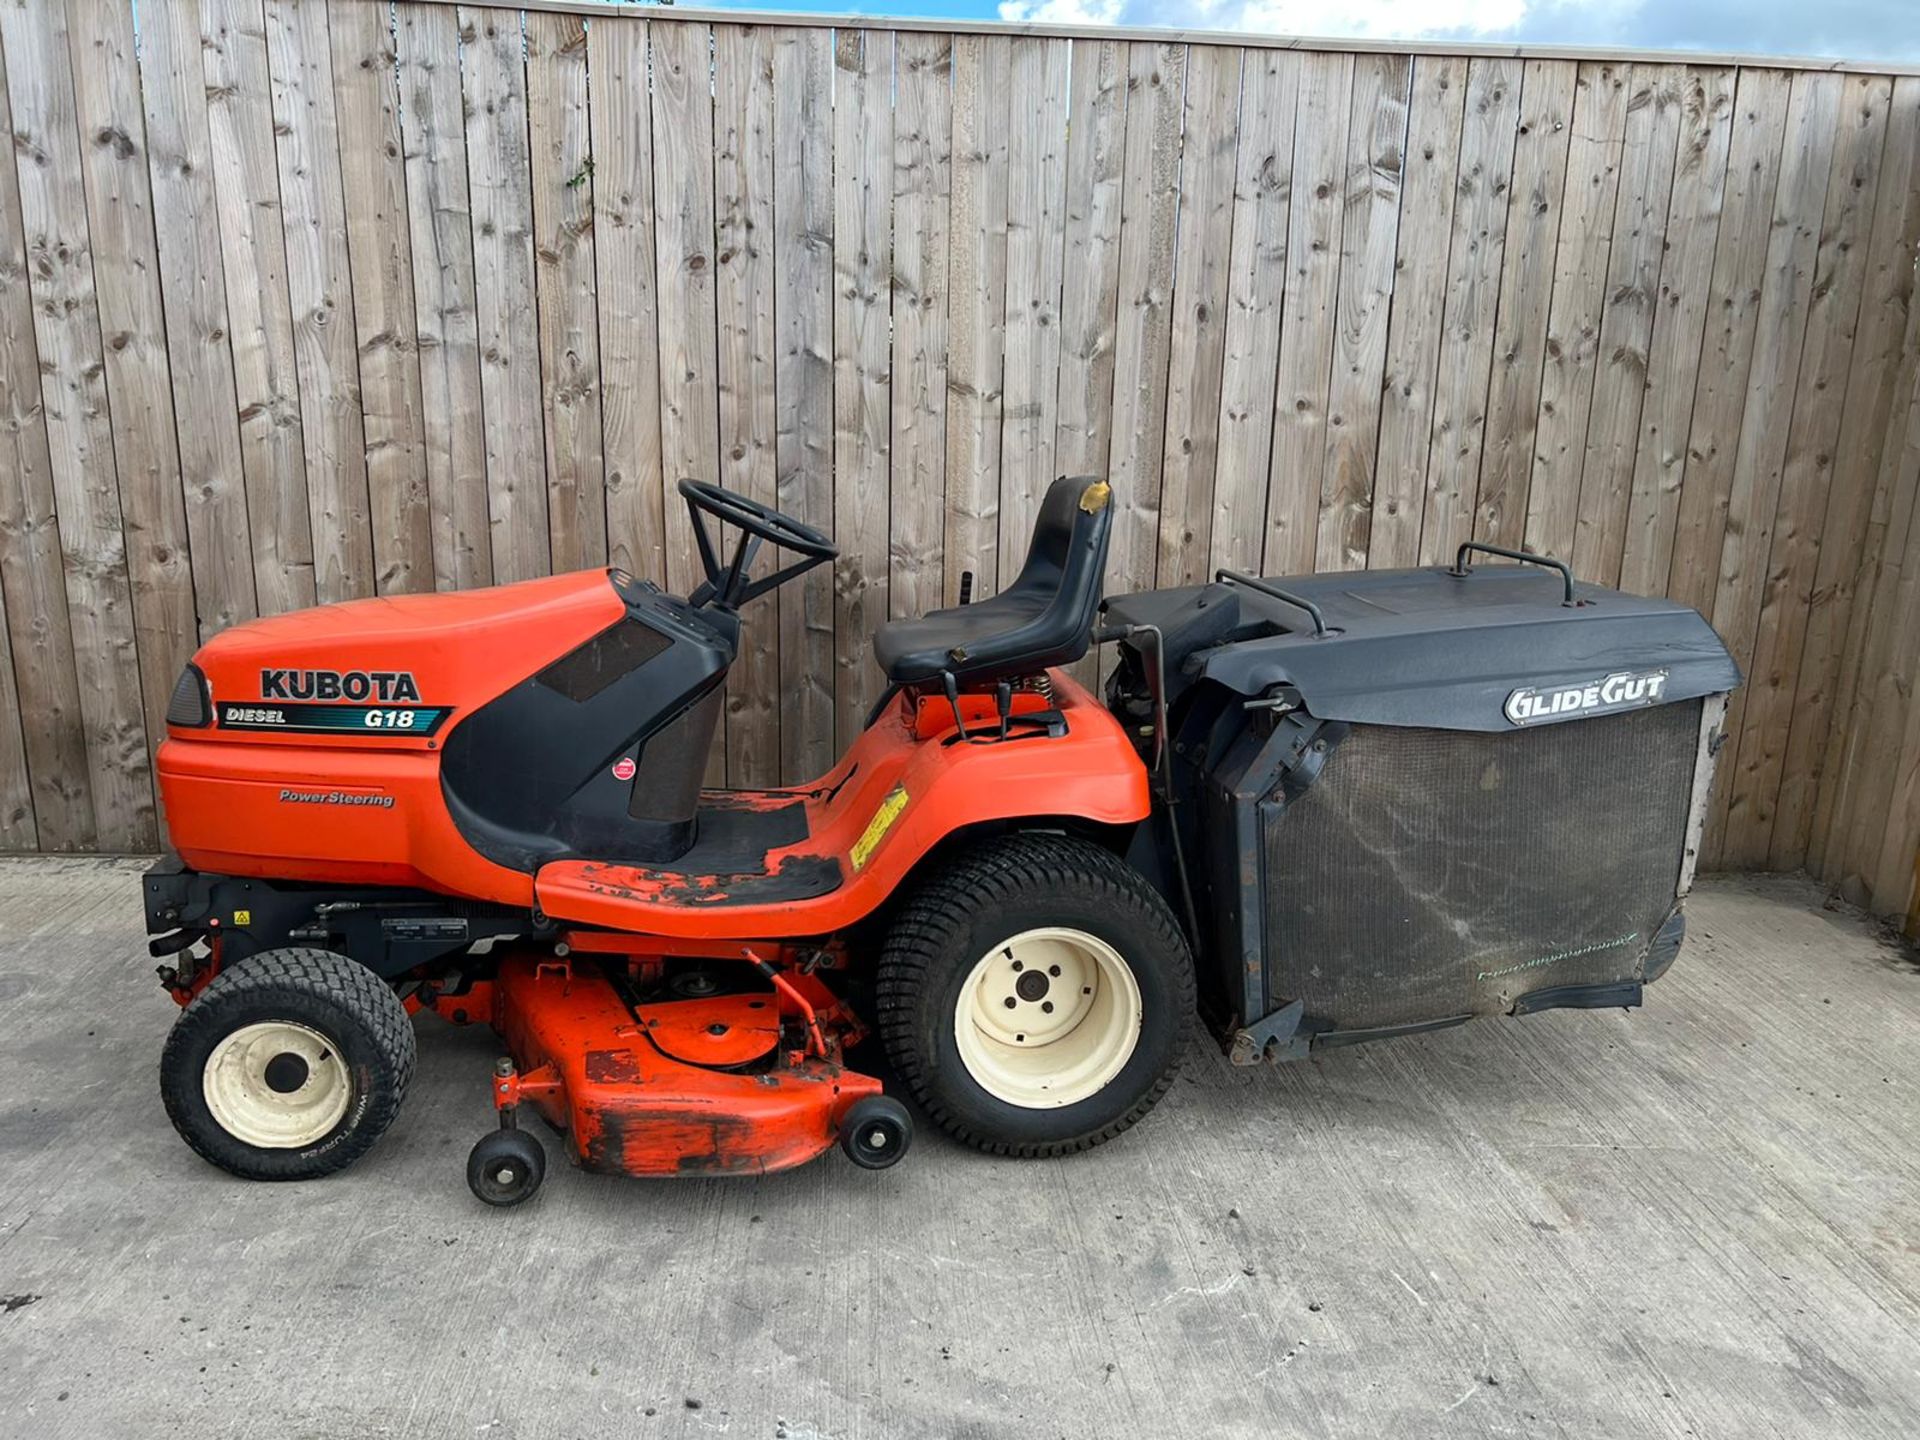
[
  {"xmin": 161, "ymin": 948, "xmax": 415, "ymax": 1181},
  {"xmin": 874, "ymin": 833, "xmax": 1195, "ymax": 1158}
]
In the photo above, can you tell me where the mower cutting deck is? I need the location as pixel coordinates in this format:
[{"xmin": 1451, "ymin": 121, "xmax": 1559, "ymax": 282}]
[{"xmin": 143, "ymin": 476, "xmax": 1738, "ymax": 1206}]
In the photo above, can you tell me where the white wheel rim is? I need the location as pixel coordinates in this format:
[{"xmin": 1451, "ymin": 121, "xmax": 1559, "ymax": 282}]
[
  {"xmin": 954, "ymin": 927, "xmax": 1143, "ymax": 1109},
  {"xmin": 202, "ymin": 1021, "xmax": 352, "ymax": 1149}
]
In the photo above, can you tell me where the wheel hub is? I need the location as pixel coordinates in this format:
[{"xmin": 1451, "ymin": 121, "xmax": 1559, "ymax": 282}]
[
  {"xmin": 202, "ymin": 1020, "xmax": 352, "ymax": 1149},
  {"xmin": 954, "ymin": 928, "xmax": 1143, "ymax": 1109},
  {"xmin": 263, "ymin": 1051, "xmax": 310, "ymax": 1094}
]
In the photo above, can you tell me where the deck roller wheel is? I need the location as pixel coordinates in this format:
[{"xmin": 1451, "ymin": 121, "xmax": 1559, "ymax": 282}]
[
  {"xmin": 875, "ymin": 833, "xmax": 1194, "ymax": 1158},
  {"xmin": 467, "ymin": 1127, "xmax": 547, "ymax": 1207},
  {"xmin": 839, "ymin": 1095, "xmax": 913, "ymax": 1170}
]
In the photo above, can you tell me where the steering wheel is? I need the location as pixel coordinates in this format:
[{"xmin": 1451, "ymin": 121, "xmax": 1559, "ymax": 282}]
[{"xmin": 678, "ymin": 479, "xmax": 837, "ymax": 609}]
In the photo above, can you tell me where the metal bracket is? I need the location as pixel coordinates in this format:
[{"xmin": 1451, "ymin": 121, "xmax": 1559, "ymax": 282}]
[{"xmin": 1228, "ymin": 998, "xmax": 1308, "ymax": 1066}]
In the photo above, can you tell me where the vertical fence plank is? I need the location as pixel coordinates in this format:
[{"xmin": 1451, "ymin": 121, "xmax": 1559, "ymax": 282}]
[
  {"xmin": 1873, "ymin": 537, "xmax": 1920, "ymax": 917},
  {"xmin": 1703, "ymin": 70, "xmax": 1843, "ymax": 864},
  {"xmin": 395, "ymin": 0, "xmax": 491, "ymax": 592},
  {"xmin": 1210, "ymin": 50, "xmax": 1299, "ymax": 576},
  {"xmin": 1821, "ymin": 310, "xmax": 1920, "ymax": 897},
  {"xmin": 332, "ymin": 0, "xmax": 433, "ymax": 596},
  {"xmin": 832, "ymin": 27, "xmax": 892, "ymax": 747},
  {"xmin": 1316, "ymin": 53, "xmax": 1410, "ymax": 572},
  {"xmin": 1, "ymin": 0, "xmax": 153, "ymax": 848},
  {"xmin": 266, "ymin": 0, "xmax": 375, "ymax": 603},
  {"xmin": 0, "ymin": 36, "xmax": 80, "ymax": 849},
  {"xmin": 715, "ymin": 24, "xmax": 779, "ymax": 785},
  {"xmin": 890, "ymin": 32, "xmax": 951, "ymax": 624},
  {"xmin": 587, "ymin": 11, "xmax": 663, "ymax": 588},
  {"xmin": 1569, "ymin": 65, "xmax": 1684, "ymax": 586},
  {"xmin": 1053, "ymin": 38, "xmax": 1127, "ymax": 486},
  {"xmin": 650, "ymin": 19, "xmax": 720, "ymax": 604},
  {"xmin": 1721, "ymin": 73, "xmax": 1890, "ymax": 867},
  {"xmin": 1264, "ymin": 52, "xmax": 1351, "ymax": 574},
  {"xmin": 1473, "ymin": 59, "xmax": 1576, "ymax": 550},
  {"xmin": 139, "ymin": 0, "xmax": 258, "ymax": 635},
  {"xmin": 67, "ymin": 0, "xmax": 202, "ymax": 840},
  {"xmin": 651, "ymin": 18, "xmax": 725, "ymax": 790},
  {"xmin": 460, "ymin": 4, "xmax": 549, "ymax": 584},
  {"xmin": 1106, "ymin": 42, "xmax": 1184, "ymax": 604},
  {"xmin": 1154, "ymin": 43, "xmax": 1241, "ymax": 588},
  {"xmin": 942, "ymin": 33, "xmax": 1009, "ymax": 605},
  {"xmin": 772, "ymin": 26, "xmax": 834, "ymax": 781},
  {"xmin": 202, "ymin": 0, "xmax": 317, "ymax": 616},
  {"xmin": 1052, "ymin": 37, "xmax": 1124, "ymax": 691},
  {"xmin": 525, "ymin": 9, "xmax": 605, "ymax": 574},
  {"xmin": 1866, "ymin": 408, "xmax": 1920, "ymax": 910},
  {"xmin": 1416, "ymin": 57, "xmax": 1521, "ymax": 567},
  {"xmin": 0, "ymin": 503, "xmax": 31, "ymax": 842},
  {"xmin": 1817, "ymin": 288, "xmax": 1920, "ymax": 901},
  {"xmin": 1368, "ymin": 54, "xmax": 1468, "ymax": 570},
  {"xmin": 1616, "ymin": 66, "xmax": 1736, "ymax": 597},
  {"xmin": 1779, "ymin": 76, "xmax": 1920, "ymax": 872},
  {"xmin": 998, "ymin": 37, "xmax": 1071, "ymax": 582},
  {"xmin": 1522, "ymin": 61, "xmax": 1629, "ymax": 563},
  {"xmin": 1665, "ymin": 68, "xmax": 1792, "ymax": 616}
]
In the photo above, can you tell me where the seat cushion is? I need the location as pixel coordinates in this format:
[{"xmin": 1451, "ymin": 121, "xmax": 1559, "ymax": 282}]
[{"xmin": 871, "ymin": 589, "xmax": 1058, "ymax": 684}]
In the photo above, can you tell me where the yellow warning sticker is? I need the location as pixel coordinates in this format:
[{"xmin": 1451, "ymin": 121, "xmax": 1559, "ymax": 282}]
[
  {"xmin": 850, "ymin": 784, "xmax": 910, "ymax": 871},
  {"xmin": 233, "ymin": 909, "xmax": 252, "ymax": 926}
]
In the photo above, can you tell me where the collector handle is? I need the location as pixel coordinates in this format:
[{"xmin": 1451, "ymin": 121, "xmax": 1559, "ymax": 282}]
[
  {"xmin": 1214, "ymin": 570, "xmax": 1334, "ymax": 639},
  {"xmin": 1447, "ymin": 541, "xmax": 1581, "ymax": 607}
]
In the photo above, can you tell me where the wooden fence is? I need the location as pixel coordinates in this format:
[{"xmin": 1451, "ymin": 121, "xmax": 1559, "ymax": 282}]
[{"xmin": 1, "ymin": 0, "xmax": 1918, "ymax": 929}]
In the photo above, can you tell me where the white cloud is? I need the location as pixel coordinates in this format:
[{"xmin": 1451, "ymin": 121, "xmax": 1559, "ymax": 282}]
[
  {"xmin": 998, "ymin": 0, "xmax": 1130, "ymax": 23},
  {"xmin": 997, "ymin": 0, "xmax": 1629, "ymax": 42},
  {"xmin": 1230, "ymin": 0, "xmax": 1530, "ymax": 37}
]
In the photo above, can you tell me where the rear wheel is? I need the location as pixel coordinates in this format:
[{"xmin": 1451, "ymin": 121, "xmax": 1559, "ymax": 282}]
[
  {"xmin": 161, "ymin": 948, "xmax": 415, "ymax": 1181},
  {"xmin": 875, "ymin": 834, "xmax": 1193, "ymax": 1157}
]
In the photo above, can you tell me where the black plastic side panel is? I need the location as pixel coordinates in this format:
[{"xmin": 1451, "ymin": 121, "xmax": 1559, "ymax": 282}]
[
  {"xmin": 144, "ymin": 858, "xmax": 538, "ymax": 978},
  {"xmin": 440, "ymin": 582, "xmax": 736, "ymax": 871}
]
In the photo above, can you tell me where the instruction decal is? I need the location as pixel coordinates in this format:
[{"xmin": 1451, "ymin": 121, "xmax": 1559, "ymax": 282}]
[{"xmin": 850, "ymin": 785, "xmax": 911, "ymax": 871}]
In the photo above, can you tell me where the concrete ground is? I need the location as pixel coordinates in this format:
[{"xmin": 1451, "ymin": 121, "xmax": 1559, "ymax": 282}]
[{"xmin": 0, "ymin": 863, "xmax": 1917, "ymax": 1439}]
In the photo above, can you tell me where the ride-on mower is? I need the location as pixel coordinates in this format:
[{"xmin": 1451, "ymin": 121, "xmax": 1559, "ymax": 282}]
[{"xmin": 144, "ymin": 476, "xmax": 1738, "ymax": 1204}]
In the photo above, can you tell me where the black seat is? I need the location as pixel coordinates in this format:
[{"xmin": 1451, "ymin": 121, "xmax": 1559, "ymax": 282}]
[{"xmin": 873, "ymin": 476, "xmax": 1114, "ymax": 687}]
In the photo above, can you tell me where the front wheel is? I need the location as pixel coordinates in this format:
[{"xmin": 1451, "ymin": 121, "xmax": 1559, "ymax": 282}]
[
  {"xmin": 875, "ymin": 834, "xmax": 1194, "ymax": 1157},
  {"xmin": 160, "ymin": 948, "xmax": 415, "ymax": 1181}
]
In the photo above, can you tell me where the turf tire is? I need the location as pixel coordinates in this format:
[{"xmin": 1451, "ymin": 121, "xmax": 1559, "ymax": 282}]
[
  {"xmin": 875, "ymin": 833, "xmax": 1194, "ymax": 1157},
  {"xmin": 161, "ymin": 947, "xmax": 415, "ymax": 1181}
]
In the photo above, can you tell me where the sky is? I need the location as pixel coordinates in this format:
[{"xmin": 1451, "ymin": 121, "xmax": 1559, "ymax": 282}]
[{"xmin": 695, "ymin": 0, "xmax": 1920, "ymax": 64}]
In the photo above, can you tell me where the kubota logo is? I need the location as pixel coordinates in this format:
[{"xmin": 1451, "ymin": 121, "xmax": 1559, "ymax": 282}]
[
  {"xmin": 1504, "ymin": 668, "xmax": 1668, "ymax": 726},
  {"xmin": 260, "ymin": 668, "xmax": 422, "ymax": 703}
]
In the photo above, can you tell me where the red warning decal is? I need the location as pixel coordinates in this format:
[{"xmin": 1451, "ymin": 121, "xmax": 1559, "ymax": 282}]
[{"xmin": 612, "ymin": 757, "xmax": 637, "ymax": 782}]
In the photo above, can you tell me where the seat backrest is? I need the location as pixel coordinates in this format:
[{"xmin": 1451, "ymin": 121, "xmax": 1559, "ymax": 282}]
[
  {"xmin": 870, "ymin": 475, "xmax": 1115, "ymax": 687},
  {"xmin": 1000, "ymin": 475, "xmax": 1114, "ymax": 659}
]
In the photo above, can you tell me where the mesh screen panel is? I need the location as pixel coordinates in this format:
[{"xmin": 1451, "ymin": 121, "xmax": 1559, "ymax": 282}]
[
  {"xmin": 537, "ymin": 619, "xmax": 672, "ymax": 703},
  {"xmin": 1259, "ymin": 700, "xmax": 1701, "ymax": 1029},
  {"xmin": 628, "ymin": 686, "xmax": 724, "ymax": 824}
]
